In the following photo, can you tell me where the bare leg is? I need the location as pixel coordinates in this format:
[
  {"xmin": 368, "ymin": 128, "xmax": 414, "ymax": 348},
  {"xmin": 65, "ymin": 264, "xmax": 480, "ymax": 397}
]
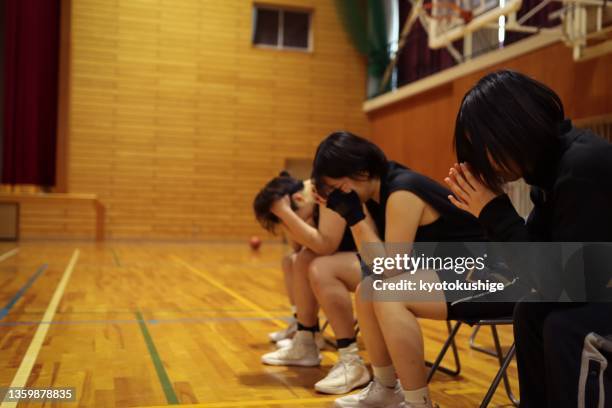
[
  {"xmin": 372, "ymin": 270, "xmax": 447, "ymax": 390},
  {"xmin": 293, "ymin": 248, "xmax": 319, "ymax": 326},
  {"xmin": 260, "ymin": 249, "xmax": 322, "ymax": 368},
  {"xmin": 281, "ymin": 253, "xmax": 296, "ymax": 307},
  {"xmin": 356, "ymin": 280, "xmax": 393, "ymax": 367},
  {"xmin": 310, "ymin": 253, "xmax": 373, "ymax": 395},
  {"xmin": 309, "ymin": 252, "xmax": 361, "ymax": 339}
]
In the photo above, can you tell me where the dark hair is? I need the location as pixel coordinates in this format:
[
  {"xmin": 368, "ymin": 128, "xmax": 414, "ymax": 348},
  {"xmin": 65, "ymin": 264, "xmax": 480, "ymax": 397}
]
[
  {"xmin": 311, "ymin": 131, "xmax": 388, "ymax": 197},
  {"xmin": 454, "ymin": 70, "xmax": 565, "ymax": 191},
  {"xmin": 253, "ymin": 172, "xmax": 304, "ymax": 232}
]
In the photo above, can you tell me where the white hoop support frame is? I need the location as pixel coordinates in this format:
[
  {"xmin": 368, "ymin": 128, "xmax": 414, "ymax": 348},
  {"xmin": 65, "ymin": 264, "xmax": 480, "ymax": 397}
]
[{"xmin": 424, "ymin": 0, "xmax": 523, "ymax": 48}]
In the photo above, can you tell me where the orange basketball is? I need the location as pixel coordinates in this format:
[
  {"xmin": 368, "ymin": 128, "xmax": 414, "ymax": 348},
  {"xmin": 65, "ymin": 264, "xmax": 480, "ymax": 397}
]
[{"xmin": 249, "ymin": 236, "xmax": 262, "ymax": 250}]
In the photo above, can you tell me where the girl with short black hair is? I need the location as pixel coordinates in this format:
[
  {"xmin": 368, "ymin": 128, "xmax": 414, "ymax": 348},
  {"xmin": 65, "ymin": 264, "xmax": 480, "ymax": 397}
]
[{"xmin": 446, "ymin": 70, "xmax": 612, "ymax": 407}]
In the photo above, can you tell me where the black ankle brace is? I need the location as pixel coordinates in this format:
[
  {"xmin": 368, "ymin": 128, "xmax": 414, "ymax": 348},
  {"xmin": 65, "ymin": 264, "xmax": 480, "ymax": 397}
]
[
  {"xmin": 336, "ymin": 337, "xmax": 356, "ymax": 349},
  {"xmin": 297, "ymin": 322, "xmax": 319, "ymax": 333}
]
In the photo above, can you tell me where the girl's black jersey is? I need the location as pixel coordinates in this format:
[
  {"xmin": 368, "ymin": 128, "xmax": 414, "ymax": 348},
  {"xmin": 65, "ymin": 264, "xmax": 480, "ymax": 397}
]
[{"xmin": 365, "ymin": 161, "xmax": 486, "ymax": 242}]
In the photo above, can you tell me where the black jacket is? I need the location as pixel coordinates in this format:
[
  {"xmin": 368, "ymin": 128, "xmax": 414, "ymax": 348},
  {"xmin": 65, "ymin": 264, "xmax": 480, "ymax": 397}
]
[{"xmin": 477, "ymin": 120, "xmax": 612, "ymax": 301}]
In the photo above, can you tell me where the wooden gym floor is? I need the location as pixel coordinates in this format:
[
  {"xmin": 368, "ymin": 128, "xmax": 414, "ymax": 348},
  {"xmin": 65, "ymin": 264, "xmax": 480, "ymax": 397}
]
[{"xmin": 0, "ymin": 242, "xmax": 518, "ymax": 407}]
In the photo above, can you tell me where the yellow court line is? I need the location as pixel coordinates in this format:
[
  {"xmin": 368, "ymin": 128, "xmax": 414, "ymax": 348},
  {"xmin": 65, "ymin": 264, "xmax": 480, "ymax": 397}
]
[
  {"xmin": 172, "ymin": 255, "xmax": 287, "ymax": 329},
  {"xmin": 0, "ymin": 248, "xmax": 19, "ymax": 263},
  {"xmin": 1, "ymin": 249, "xmax": 80, "ymax": 408},
  {"xmin": 172, "ymin": 255, "xmax": 339, "ymax": 364},
  {"xmin": 136, "ymin": 395, "xmax": 338, "ymax": 408},
  {"xmin": 444, "ymin": 387, "xmax": 483, "ymax": 395}
]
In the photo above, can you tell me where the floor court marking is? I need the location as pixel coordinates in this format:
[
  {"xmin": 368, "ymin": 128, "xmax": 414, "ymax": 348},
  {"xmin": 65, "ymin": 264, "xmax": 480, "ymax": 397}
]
[
  {"xmin": 137, "ymin": 395, "xmax": 338, "ymax": 408},
  {"xmin": 1, "ymin": 249, "xmax": 79, "ymax": 408},
  {"xmin": 0, "ymin": 248, "xmax": 19, "ymax": 263},
  {"xmin": 111, "ymin": 248, "xmax": 121, "ymax": 267},
  {"xmin": 0, "ymin": 264, "xmax": 48, "ymax": 320},
  {"xmin": 135, "ymin": 310, "xmax": 179, "ymax": 405},
  {"xmin": 11, "ymin": 307, "xmax": 292, "ymax": 315},
  {"xmin": 172, "ymin": 256, "xmax": 287, "ymax": 329},
  {"xmin": 173, "ymin": 256, "xmax": 340, "ymax": 365},
  {"xmin": 443, "ymin": 387, "xmax": 483, "ymax": 395},
  {"xmin": 0, "ymin": 315, "xmax": 289, "ymax": 327}
]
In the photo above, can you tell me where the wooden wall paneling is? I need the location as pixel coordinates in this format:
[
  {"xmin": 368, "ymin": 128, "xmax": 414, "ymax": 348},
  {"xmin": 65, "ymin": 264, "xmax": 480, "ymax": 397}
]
[
  {"xmin": 56, "ymin": 0, "xmax": 370, "ymax": 240},
  {"xmin": 369, "ymin": 43, "xmax": 612, "ymax": 183}
]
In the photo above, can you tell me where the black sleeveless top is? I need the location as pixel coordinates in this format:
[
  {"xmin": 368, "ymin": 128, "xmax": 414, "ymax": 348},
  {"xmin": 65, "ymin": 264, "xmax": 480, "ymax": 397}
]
[
  {"xmin": 313, "ymin": 205, "xmax": 356, "ymax": 252},
  {"xmin": 365, "ymin": 161, "xmax": 485, "ymax": 242}
]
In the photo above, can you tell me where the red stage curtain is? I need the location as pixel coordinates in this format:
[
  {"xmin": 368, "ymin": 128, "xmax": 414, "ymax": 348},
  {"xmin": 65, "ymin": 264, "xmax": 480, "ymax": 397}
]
[{"xmin": 2, "ymin": 0, "xmax": 60, "ymax": 186}]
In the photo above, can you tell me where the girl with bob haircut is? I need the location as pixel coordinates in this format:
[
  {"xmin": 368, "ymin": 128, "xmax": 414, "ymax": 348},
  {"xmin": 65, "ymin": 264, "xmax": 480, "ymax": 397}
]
[{"xmin": 446, "ymin": 70, "xmax": 612, "ymax": 407}]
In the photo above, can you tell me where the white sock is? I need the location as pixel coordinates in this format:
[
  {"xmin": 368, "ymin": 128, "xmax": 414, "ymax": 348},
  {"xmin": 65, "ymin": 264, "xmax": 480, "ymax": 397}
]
[
  {"xmin": 290, "ymin": 305, "xmax": 297, "ymax": 316},
  {"xmin": 294, "ymin": 330, "xmax": 315, "ymax": 344},
  {"xmin": 372, "ymin": 365, "xmax": 396, "ymax": 388},
  {"xmin": 403, "ymin": 386, "xmax": 432, "ymax": 408}
]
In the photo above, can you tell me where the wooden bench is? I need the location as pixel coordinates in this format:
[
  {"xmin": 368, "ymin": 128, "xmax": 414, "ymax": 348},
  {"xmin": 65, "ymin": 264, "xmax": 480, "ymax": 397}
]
[{"xmin": 0, "ymin": 193, "xmax": 105, "ymax": 241}]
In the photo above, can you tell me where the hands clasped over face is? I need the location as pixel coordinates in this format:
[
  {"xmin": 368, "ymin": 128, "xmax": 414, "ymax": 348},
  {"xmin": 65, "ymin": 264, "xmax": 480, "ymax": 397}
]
[{"xmin": 444, "ymin": 162, "xmax": 499, "ymax": 218}]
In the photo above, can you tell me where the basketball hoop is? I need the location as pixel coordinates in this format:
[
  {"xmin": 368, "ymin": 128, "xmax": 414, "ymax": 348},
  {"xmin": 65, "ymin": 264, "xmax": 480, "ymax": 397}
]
[{"xmin": 422, "ymin": 1, "xmax": 474, "ymax": 25}]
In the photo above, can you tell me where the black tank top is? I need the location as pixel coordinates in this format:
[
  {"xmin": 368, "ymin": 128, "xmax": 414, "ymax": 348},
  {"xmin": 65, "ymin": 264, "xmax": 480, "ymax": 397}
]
[{"xmin": 365, "ymin": 161, "xmax": 485, "ymax": 242}]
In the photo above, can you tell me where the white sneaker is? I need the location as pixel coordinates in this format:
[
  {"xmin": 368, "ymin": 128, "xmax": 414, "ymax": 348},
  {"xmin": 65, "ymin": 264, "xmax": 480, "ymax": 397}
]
[
  {"xmin": 315, "ymin": 343, "xmax": 371, "ymax": 395},
  {"xmin": 268, "ymin": 319, "xmax": 297, "ymax": 343},
  {"xmin": 261, "ymin": 331, "xmax": 321, "ymax": 367},
  {"xmin": 334, "ymin": 378, "xmax": 406, "ymax": 407},
  {"xmin": 276, "ymin": 332, "xmax": 326, "ymax": 349}
]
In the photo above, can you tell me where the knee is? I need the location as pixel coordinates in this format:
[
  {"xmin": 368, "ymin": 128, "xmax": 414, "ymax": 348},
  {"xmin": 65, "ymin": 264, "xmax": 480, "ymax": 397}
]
[{"xmin": 308, "ymin": 257, "xmax": 330, "ymax": 291}]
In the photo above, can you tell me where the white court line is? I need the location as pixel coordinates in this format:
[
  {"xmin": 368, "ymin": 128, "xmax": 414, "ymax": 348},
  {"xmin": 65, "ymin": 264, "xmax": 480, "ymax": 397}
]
[
  {"xmin": 0, "ymin": 248, "xmax": 19, "ymax": 263},
  {"xmin": 1, "ymin": 249, "xmax": 80, "ymax": 408}
]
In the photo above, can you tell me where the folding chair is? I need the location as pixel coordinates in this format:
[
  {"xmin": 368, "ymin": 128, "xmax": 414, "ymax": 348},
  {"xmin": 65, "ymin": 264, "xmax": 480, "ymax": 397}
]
[
  {"xmin": 426, "ymin": 317, "xmax": 519, "ymax": 408},
  {"xmin": 470, "ymin": 324, "xmax": 500, "ymax": 356}
]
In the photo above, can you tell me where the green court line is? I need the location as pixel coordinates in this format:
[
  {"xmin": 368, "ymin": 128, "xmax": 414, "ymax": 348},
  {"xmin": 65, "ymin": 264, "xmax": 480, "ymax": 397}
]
[
  {"xmin": 135, "ymin": 311, "xmax": 179, "ymax": 405},
  {"xmin": 111, "ymin": 249, "xmax": 121, "ymax": 267}
]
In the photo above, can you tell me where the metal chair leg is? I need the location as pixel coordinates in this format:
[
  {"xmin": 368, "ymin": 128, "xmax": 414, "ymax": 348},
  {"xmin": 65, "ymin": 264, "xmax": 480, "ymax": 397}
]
[
  {"xmin": 320, "ymin": 319, "xmax": 337, "ymax": 349},
  {"xmin": 490, "ymin": 325, "xmax": 519, "ymax": 407},
  {"xmin": 320, "ymin": 319, "xmax": 329, "ymax": 332},
  {"xmin": 480, "ymin": 343, "xmax": 517, "ymax": 408},
  {"xmin": 426, "ymin": 321, "xmax": 462, "ymax": 382},
  {"xmin": 469, "ymin": 324, "xmax": 499, "ymax": 357}
]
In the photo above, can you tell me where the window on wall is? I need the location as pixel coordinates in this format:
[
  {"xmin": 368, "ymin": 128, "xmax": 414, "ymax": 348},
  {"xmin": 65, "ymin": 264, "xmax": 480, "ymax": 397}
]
[{"xmin": 252, "ymin": 6, "xmax": 311, "ymax": 51}]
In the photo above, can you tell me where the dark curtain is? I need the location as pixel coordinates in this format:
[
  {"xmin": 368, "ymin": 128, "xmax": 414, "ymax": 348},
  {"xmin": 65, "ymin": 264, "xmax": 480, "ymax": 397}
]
[
  {"xmin": 506, "ymin": 0, "xmax": 561, "ymax": 45},
  {"xmin": 2, "ymin": 0, "xmax": 60, "ymax": 186},
  {"xmin": 396, "ymin": 0, "xmax": 459, "ymax": 86},
  {"xmin": 335, "ymin": 0, "xmax": 391, "ymax": 97}
]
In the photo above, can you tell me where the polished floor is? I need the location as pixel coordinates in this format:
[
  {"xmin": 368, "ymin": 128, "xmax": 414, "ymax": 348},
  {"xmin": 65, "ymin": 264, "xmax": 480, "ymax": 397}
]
[{"xmin": 0, "ymin": 242, "xmax": 518, "ymax": 407}]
